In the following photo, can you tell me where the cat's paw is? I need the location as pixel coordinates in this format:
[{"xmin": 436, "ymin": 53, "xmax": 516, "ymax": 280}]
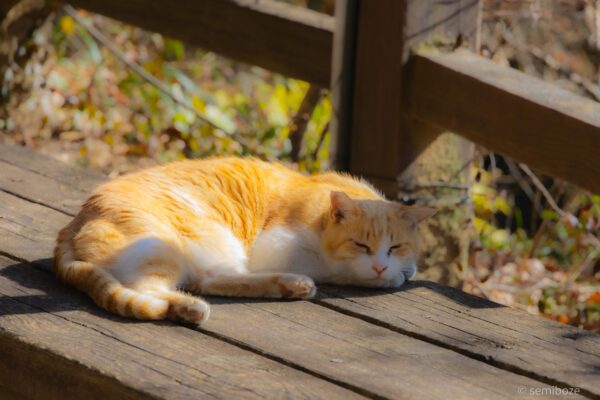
[
  {"xmin": 170, "ymin": 298, "xmax": 211, "ymax": 325},
  {"xmin": 278, "ymin": 274, "xmax": 317, "ymax": 299}
]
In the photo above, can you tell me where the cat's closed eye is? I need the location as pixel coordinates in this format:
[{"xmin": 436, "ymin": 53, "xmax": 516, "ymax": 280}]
[
  {"xmin": 353, "ymin": 241, "xmax": 372, "ymax": 255},
  {"xmin": 388, "ymin": 243, "xmax": 410, "ymax": 256}
]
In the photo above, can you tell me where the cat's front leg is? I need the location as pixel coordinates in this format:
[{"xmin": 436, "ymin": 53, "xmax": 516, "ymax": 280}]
[
  {"xmin": 277, "ymin": 274, "xmax": 316, "ymax": 298},
  {"xmin": 197, "ymin": 272, "xmax": 316, "ymax": 299}
]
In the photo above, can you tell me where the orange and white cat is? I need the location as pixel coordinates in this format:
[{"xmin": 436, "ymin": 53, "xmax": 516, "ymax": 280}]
[{"xmin": 54, "ymin": 157, "xmax": 435, "ymax": 324}]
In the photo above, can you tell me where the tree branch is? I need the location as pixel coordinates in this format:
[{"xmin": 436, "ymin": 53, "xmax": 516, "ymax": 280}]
[
  {"xmin": 288, "ymin": 85, "xmax": 322, "ymax": 162},
  {"xmin": 64, "ymin": 5, "xmax": 250, "ymax": 149}
]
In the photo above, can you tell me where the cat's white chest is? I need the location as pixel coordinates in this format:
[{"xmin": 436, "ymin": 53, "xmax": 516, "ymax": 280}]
[{"xmin": 247, "ymin": 226, "xmax": 327, "ymax": 279}]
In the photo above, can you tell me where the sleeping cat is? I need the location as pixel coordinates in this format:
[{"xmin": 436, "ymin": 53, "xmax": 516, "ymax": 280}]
[{"xmin": 54, "ymin": 157, "xmax": 435, "ymax": 324}]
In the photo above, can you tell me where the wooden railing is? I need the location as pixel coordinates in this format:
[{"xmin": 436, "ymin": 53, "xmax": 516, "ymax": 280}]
[
  {"xmin": 63, "ymin": 0, "xmax": 599, "ymax": 194},
  {"xmin": 408, "ymin": 52, "xmax": 600, "ymax": 193},
  {"xmin": 67, "ymin": 0, "xmax": 334, "ymax": 86}
]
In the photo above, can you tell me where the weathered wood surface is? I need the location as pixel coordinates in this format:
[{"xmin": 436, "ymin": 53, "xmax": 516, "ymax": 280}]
[
  {"xmin": 0, "ymin": 384, "xmax": 30, "ymax": 400},
  {"xmin": 407, "ymin": 51, "xmax": 600, "ymax": 194},
  {"xmin": 0, "ymin": 160, "xmax": 86, "ymax": 215},
  {"xmin": 0, "ymin": 144, "xmax": 598, "ymax": 399},
  {"xmin": 1, "ymin": 252, "xmax": 557, "ymax": 400},
  {"xmin": 0, "ymin": 255, "xmax": 360, "ymax": 400},
  {"xmin": 63, "ymin": 0, "xmax": 333, "ymax": 86},
  {"xmin": 319, "ymin": 285, "xmax": 600, "ymax": 397},
  {"xmin": 0, "ymin": 144, "xmax": 105, "ymax": 191},
  {"xmin": 338, "ymin": 0, "xmax": 480, "ymax": 184},
  {"xmin": 0, "ymin": 146, "xmax": 600, "ymax": 398},
  {"xmin": 0, "ymin": 146, "xmax": 581, "ymax": 399},
  {"xmin": 0, "ymin": 190, "xmax": 65, "ymax": 261},
  {"xmin": 205, "ymin": 298, "xmax": 566, "ymax": 399}
]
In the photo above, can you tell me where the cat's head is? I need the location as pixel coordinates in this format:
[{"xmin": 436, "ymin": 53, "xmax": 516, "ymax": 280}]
[{"xmin": 321, "ymin": 191, "xmax": 435, "ymax": 287}]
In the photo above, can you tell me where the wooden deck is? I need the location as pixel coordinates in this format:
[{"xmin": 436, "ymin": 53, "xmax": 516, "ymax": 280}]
[{"xmin": 0, "ymin": 143, "xmax": 598, "ymax": 400}]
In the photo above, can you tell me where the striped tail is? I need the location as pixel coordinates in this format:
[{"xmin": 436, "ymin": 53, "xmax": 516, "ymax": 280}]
[{"xmin": 55, "ymin": 259, "xmax": 170, "ymax": 321}]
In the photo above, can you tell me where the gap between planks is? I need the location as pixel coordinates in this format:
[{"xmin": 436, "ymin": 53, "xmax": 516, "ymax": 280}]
[
  {"xmin": 2, "ymin": 248, "xmax": 559, "ymax": 400},
  {"xmin": 0, "ymin": 197, "xmax": 592, "ymax": 398},
  {"xmin": 313, "ymin": 296, "xmax": 599, "ymax": 400},
  {"xmin": 0, "ymin": 254, "xmax": 366, "ymax": 400},
  {"xmin": 0, "ymin": 252, "xmax": 382, "ymax": 400}
]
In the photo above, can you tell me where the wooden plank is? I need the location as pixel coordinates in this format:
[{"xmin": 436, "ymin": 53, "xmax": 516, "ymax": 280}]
[
  {"xmin": 328, "ymin": 0, "xmax": 358, "ymax": 170},
  {"xmin": 204, "ymin": 298, "xmax": 575, "ymax": 400},
  {"xmin": 407, "ymin": 52, "xmax": 600, "ymax": 193},
  {"xmin": 319, "ymin": 284, "xmax": 600, "ymax": 397},
  {"xmin": 343, "ymin": 0, "xmax": 480, "ymax": 181},
  {"xmin": 0, "ymin": 160, "xmax": 87, "ymax": 215},
  {"xmin": 404, "ymin": 0, "xmax": 481, "ymax": 54},
  {"xmin": 0, "ymin": 384, "xmax": 31, "ymax": 400},
  {"xmin": 0, "ymin": 245, "xmax": 575, "ymax": 400},
  {"xmin": 0, "ymin": 190, "xmax": 69, "ymax": 261},
  {"xmin": 0, "ymin": 256, "xmax": 363, "ymax": 400},
  {"xmin": 0, "ymin": 149, "xmax": 592, "ymax": 399},
  {"xmin": 64, "ymin": 0, "xmax": 333, "ymax": 86},
  {"xmin": 0, "ymin": 144, "xmax": 105, "ymax": 192},
  {"xmin": 0, "ymin": 327, "xmax": 153, "ymax": 400}
]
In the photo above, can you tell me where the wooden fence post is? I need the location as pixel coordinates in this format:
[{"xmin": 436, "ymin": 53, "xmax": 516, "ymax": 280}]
[
  {"xmin": 330, "ymin": 0, "xmax": 482, "ymax": 285},
  {"xmin": 329, "ymin": 0, "xmax": 357, "ymax": 170}
]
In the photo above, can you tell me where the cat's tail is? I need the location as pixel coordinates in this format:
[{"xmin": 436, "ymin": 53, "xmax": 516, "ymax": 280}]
[
  {"xmin": 54, "ymin": 237, "xmax": 210, "ymax": 324},
  {"xmin": 54, "ymin": 257, "xmax": 171, "ymax": 320}
]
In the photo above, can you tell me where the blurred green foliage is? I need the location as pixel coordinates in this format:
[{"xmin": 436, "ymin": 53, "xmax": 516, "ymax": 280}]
[
  {"xmin": 468, "ymin": 164, "xmax": 600, "ymax": 331},
  {"xmin": 3, "ymin": 11, "xmax": 331, "ymax": 175}
]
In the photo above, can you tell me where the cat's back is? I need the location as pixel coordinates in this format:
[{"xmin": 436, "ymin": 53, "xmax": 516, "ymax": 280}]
[
  {"xmin": 157, "ymin": 156, "xmax": 294, "ymax": 179},
  {"xmin": 57, "ymin": 157, "xmax": 303, "ymax": 257},
  {"xmin": 97, "ymin": 156, "xmax": 298, "ymax": 197},
  {"xmin": 78, "ymin": 157, "xmax": 301, "ymax": 235}
]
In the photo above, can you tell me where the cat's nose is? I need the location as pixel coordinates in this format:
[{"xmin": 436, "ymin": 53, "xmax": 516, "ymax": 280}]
[{"xmin": 372, "ymin": 265, "xmax": 388, "ymax": 275}]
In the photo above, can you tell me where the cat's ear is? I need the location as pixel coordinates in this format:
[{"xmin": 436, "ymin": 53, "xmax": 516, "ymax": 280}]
[
  {"xmin": 330, "ymin": 191, "xmax": 356, "ymax": 223},
  {"xmin": 399, "ymin": 206, "xmax": 436, "ymax": 227}
]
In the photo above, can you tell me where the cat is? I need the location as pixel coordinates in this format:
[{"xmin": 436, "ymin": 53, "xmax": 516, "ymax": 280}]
[{"xmin": 54, "ymin": 157, "xmax": 435, "ymax": 324}]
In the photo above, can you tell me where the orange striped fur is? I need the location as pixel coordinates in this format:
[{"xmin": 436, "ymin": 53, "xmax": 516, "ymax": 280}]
[{"xmin": 54, "ymin": 157, "xmax": 435, "ymax": 324}]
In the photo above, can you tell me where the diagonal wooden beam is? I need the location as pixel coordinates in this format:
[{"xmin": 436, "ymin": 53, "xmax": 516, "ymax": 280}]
[
  {"xmin": 407, "ymin": 51, "xmax": 600, "ymax": 193},
  {"xmin": 65, "ymin": 0, "xmax": 334, "ymax": 86}
]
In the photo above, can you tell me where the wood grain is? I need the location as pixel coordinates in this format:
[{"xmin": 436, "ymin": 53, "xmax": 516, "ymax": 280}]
[
  {"xmin": 0, "ymin": 146, "xmax": 595, "ymax": 399},
  {"xmin": 407, "ymin": 52, "xmax": 600, "ymax": 193},
  {"xmin": 328, "ymin": 0, "xmax": 358, "ymax": 170},
  {"xmin": 0, "ymin": 219, "xmax": 574, "ymax": 400},
  {"xmin": 345, "ymin": 0, "xmax": 480, "ymax": 180},
  {"xmin": 0, "ymin": 190, "xmax": 70, "ymax": 261},
  {"xmin": 205, "ymin": 298, "xmax": 574, "ymax": 400},
  {"xmin": 319, "ymin": 284, "xmax": 600, "ymax": 397},
  {"xmin": 0, "ymin": 383, "xmax": 31, "ymax": 400},
  {"xmin": 0, "ymin": 256, "xmax": 363, "ymax": 400},
  {"xmin": 0, "ymin": 160, "xmax": 87, "ymax": 215},
  {"xmin": 64, "ymin": 0, "xmax": 334, "ymax": 86},
  {"xmin": 0, "ymin": 144, "xmax": 105, "ymax": 192}
]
